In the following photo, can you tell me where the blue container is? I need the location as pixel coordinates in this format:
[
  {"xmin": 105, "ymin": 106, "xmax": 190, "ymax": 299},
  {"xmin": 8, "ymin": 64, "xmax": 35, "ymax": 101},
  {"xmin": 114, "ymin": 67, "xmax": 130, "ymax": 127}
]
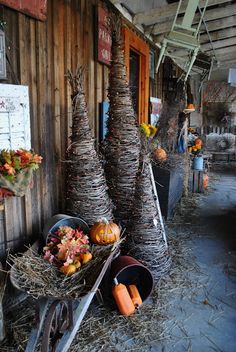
[{"xmin": 193, "ymin": 156, "xmax": 204, "ymax": 171}]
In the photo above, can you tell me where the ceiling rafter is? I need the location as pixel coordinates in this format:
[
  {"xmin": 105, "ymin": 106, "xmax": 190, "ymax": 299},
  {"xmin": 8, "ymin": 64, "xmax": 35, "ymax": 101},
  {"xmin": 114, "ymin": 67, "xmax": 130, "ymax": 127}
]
[
  {"xmin": 200, "ymin": 27, "xmax": 236, "ymax": 43},
  {"xmin": 134, "ymin": 0, "xmax": 230, "ymax": 25},
  {"xmin": 145, "ymin": 3, "xmax": 236, "ymax": 35},
  {"xmin": 201, "ymin": 37, "xmax": 236, "ymax": 51}
]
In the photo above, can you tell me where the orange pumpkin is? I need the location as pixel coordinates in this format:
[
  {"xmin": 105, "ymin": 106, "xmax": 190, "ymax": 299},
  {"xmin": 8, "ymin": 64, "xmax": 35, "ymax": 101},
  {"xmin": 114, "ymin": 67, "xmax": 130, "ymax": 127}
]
[
  {"xmin": 195, "ymin": 138, "xmax": 203, "ymax": 146},
  {"xmin": 59, "ymin": 264, "xmax": 77, "ymax": 276},
  {"xmin": 79, "ymin": 252, "xmax": 93, "ymax": 264},
  {"xmin": 153, "ymin": 148, "xmax": 167, "ymax": 162},
  {"xmin": 90, "ymin": 218, "xmax": 120, "ymax": 245}
]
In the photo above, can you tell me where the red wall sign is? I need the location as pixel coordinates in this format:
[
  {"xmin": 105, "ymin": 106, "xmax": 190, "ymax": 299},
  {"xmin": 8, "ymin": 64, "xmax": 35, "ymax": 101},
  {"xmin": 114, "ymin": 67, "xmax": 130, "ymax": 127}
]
[
  {"xmin": 0, "ymin": 0, "xmax": 47, "ymax": 21},
  {"xmin": 97, "ymin": 6, "xmax": 111, "ymax": 66}
]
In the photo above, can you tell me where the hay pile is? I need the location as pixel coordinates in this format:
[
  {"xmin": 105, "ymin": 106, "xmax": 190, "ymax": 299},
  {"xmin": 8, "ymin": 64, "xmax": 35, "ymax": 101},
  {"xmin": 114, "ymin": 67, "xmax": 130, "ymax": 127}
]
[
  {"xmin": 66, "ymin": 67, "xmax": 113, "ymax": 225},
  {"xmin": 9, "ymin": 242, "xmax": 119, "ymax": 300},
  {"xmin": 104, "ymin": 20, "xmax": 140, "ymax": 226}
]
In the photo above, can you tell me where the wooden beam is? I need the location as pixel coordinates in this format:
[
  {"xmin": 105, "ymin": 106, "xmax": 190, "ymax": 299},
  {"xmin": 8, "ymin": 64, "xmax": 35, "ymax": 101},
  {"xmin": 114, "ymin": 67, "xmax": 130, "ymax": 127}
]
[
  {"xmin": 214, "ymin": 60, "xmax": 236, "ymax": 69},
  {"xmin": 216, "ymin": 52, "xmax": 236, "ymax": 63},
  {"xmin": 147, "ymin": 3, "xmax": 236, "ymax": 35},
  {"xmin": 209, "ymin": 45, "xmax": 236, "ymax": 56},
  {"xmin": 199, "ymin": 15, "xmax": 236, "ymax": 33},
  {"xmin": 153, "ymin": 15, "xmax": 236, "ymax": 42},
  {"xmin": 201, "ymin": 37, "xmax": 236, "ymax": 51},
  {"xmin": 200, "ymin": 27, "xmax": 236, "ymax": 43},
  {"xmin": 133, "ymin": 0, "xmax": 230, "ymax": 25}
]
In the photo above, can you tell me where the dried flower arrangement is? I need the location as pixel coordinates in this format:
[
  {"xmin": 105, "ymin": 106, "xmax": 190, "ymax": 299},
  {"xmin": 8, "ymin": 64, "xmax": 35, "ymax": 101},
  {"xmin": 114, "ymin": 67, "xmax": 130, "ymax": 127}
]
[
  {"xmin": 43, "ymin": 225, "xmax": 92, "ymax": 276},
  {"xmin": 0, "ymin": 149, "xmax": 42, "ymax": 197}
]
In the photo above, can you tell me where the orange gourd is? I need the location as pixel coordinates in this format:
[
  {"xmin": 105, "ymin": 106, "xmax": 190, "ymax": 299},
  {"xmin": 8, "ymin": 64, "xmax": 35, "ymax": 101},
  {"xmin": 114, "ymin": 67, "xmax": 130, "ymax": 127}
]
[
  {"xmin": 59, "ymin": 264, "xmax": 77, "ymax": 276},
  {"xmin": 128, "ymin": 285, "xmax": 142, "ymax": 308},
  {"xmin": 195, "ymin": 138, "xmax": 203, "ymax": 146},
  {"xmin": 203, "ymin": 174, "xmax": 209, "ymax": 189},
  {"xmin": 112, "ymin": 279, "xmax": 135, "ymax": 316},
  {"xmin": 153, "ymin": 148, "xmax": 167, "ymax": 162},
  {"xmin": 90, "ymin": 218, "xmax": 120, "ymax": 245},
  {"xmin": 79, "ymin": 252, "xmax": 93, "ymax": 264}
]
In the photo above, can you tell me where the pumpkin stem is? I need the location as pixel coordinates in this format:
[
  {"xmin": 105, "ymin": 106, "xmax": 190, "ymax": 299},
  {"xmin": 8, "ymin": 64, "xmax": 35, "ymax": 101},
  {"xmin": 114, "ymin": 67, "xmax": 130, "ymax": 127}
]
[{"xmin": 97, "ymin": 217, "xmax": 109, "ymax": 224}]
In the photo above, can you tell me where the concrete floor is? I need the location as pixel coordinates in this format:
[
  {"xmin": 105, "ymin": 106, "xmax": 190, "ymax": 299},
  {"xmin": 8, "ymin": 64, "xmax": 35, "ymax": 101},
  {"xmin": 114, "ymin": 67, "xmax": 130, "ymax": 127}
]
[{"xmin": 154, "ymin": 163, "xmax": 236, "ymax": 352}]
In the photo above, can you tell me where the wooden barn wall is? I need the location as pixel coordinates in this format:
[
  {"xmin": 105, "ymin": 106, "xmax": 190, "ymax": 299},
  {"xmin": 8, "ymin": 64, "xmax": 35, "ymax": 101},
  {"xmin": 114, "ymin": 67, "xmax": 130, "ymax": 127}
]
[
  {"xmin": 0, "ymin": 0, "xmax": 163, "ymax": 259},
  {"xmin": 0, "ymin": 0, "xmax": 109, "ymax": 258}
]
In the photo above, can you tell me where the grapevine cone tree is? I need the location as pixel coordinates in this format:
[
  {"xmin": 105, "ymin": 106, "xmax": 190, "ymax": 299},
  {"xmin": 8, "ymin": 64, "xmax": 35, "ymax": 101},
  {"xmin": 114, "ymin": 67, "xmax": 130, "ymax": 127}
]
[
  {"xmin": 66, "ymin": 67, "xmax": 113, "ymax": 226},
  {"xmin": 126, "ymin": 136, "xmax": 171, "ymax": 279},
  {"xmin": 105, "ymin": 21, "xmax": 140, "ymax": 226}
]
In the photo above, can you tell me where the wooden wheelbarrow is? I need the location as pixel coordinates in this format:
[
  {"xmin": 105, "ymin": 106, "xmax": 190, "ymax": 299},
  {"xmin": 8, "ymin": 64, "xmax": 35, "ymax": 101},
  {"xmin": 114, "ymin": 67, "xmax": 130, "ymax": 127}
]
[{"xmin": 10, "ymin": 244, "xmax": 119, "ymax": 352}]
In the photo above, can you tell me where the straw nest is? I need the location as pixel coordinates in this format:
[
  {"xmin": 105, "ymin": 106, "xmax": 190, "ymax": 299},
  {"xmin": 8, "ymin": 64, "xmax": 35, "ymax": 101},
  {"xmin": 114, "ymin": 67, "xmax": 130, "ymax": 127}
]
[
  {"xmin": 66, "ymin": 67, "xmax": 113, "ymax": 226},
  {"xmin": 9, "ymin": 241, "xmax": 121, "ymax": 300},
  {"xmin": 104, "ymin": 20, "xmax": 140, "ymax": 226}
]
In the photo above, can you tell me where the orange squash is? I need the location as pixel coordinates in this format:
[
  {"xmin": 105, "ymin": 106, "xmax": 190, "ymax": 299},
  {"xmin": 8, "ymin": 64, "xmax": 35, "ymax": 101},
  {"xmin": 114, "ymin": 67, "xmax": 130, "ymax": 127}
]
[
  {"xmin": 79, "ymin": 252, "xmax": 93, "ymax": 264},
  {"xmin": 90, "ymin": 218, "xmax": 120, "ymax": 245},
  {"xmin": 153, "ymin": 148, "xmax": 167, "ymax": 162},
  {"xmin": 128, "ymin": 285, "xmax": 142, "ymax": 308},
  {"xmin": 203, "ymin": 174, "xmax": 209, "ymax": 189},
  {"xmin": 195, "ymin": 138, "xmax": 203, "ymax": 146},
  {"xmin": 112, "ymin": 279, "xmax": 135, "ymax": 316},
  {"xmin": 59, "ymin": 264, "xmax": 77, "ymax": 276}
]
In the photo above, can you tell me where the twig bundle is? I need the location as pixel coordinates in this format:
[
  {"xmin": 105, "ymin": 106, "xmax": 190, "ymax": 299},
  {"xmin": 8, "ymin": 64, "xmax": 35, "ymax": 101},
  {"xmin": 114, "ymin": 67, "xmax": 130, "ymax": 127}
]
[
  {"xmin": 9, "ymin": 243, "xmax": 119, "ymax": 300},
  {"xmin": 126, "ymin": 141, "xmax": 171, "ymax": 279},
  {"xmin": 104, "ymin": 20, "xmax": 140, "ymax": 226},
  {"xmin": 66, "ymin": 67, "xmax": 113, "ymax": 225}
]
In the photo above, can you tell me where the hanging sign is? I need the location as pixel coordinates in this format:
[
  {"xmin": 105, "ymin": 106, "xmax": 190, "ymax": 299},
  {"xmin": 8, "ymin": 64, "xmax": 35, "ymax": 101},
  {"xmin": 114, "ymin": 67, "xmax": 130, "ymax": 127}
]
[
  {"xmin": 96, "ymin": 6, "xmax": 111, "ymax": 66},
  {"xmin": 0, "ymin": 0, "xmax": 47, "ymax": 21}
]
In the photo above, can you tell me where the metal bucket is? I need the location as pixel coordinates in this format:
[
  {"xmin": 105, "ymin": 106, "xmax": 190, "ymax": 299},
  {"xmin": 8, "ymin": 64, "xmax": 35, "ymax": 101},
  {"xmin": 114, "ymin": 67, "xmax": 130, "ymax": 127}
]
[
  {"xmin": 193, "ymin": 156, "xmax": 204, "ymax": 171},
  {"xmin": 109, "ymin": 256, "xmax": 154, "ymax": 302},
  {"xmin": 42, "ymin": 214, "xmax": 89, "ymax": 244}
]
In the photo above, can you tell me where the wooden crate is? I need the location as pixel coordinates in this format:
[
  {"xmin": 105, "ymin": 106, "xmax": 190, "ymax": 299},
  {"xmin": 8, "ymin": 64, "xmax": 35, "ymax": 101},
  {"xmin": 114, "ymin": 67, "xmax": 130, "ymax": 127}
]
[{"xmin": 189, "ymin": 170, "xmax": 204, "ymax": 193}]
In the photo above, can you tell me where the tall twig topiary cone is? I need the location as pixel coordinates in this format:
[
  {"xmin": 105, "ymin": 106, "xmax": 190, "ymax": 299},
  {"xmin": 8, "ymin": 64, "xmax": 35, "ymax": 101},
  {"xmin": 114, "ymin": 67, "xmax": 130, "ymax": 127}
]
[
  {"xmin": 126, "ymin": 135, "xmax": 171, "ymax": 279},
  {"xmin": 66, "ymin": 67, "xmax": 113, "ymax": 225},
  {"xmin": 105, "ymin": 20, "xmax": 140, "ymax": 226}
]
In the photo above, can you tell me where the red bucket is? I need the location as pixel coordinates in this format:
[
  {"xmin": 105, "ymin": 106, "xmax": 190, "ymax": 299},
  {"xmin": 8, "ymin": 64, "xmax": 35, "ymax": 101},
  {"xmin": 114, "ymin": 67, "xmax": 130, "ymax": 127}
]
[{"xmin": 110, "ymin": 255, "xmax": 154, "ymax": 302}]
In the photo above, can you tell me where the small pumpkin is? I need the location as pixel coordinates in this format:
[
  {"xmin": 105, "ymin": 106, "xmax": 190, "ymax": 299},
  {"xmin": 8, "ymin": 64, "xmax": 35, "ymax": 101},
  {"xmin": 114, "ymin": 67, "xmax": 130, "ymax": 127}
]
[
  {"xmin": 80, "ymin": 252, "xmax": 93, "ymax": 264},
  {"xmin": 90, "ymin": 218, "xmax": 120, "ymax": 245},
  {"xmin": 195, "ymin": 138, "xmax": 203, "ymax": 146},
  {"xmin": 153, "ymin": 147, "xmax": 167, "ymax": 162},
  {"xmin": 60, "ymin": 264, "xmax": 77, "ymax": 276}
]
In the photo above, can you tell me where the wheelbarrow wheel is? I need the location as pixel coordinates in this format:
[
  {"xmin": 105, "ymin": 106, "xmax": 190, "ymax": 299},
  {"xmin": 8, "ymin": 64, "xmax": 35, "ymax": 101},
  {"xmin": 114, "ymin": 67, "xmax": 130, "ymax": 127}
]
[{"xmin": 41, "ymin": 300, "xmax": 73, "ymax": 352}]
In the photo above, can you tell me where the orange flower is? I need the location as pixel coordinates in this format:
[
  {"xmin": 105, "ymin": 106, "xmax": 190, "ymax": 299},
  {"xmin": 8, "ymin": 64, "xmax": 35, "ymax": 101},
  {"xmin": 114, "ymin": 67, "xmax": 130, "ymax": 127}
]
[
  {"xmin": 32, "ymin": 154, "xmax": 43, "ymax": 163},
  {"xmin": 3, "ymin": 163, "xmax": 15, "ymax": 175}
]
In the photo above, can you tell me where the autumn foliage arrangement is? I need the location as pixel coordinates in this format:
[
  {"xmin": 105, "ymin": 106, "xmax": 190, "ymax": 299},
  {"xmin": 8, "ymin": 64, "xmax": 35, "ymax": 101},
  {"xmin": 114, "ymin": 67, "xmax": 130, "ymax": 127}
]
[
  {"xmin": 0, "ymin": 149, "xmax": 43, "ymax": 198},
  {"xmin": 0, "ymin": 149, "xmax": 42, "ymax": 179},
  {"xmin": 43, "ymin": 225, "xmax": 92, "ymax": 276}
]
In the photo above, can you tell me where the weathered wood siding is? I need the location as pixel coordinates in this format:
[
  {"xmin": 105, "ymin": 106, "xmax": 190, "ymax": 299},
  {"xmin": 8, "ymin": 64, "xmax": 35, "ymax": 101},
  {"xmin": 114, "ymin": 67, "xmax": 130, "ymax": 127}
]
[{"xmin": 0, "ymin": 0, "xmax": 162, "ymax": 258}]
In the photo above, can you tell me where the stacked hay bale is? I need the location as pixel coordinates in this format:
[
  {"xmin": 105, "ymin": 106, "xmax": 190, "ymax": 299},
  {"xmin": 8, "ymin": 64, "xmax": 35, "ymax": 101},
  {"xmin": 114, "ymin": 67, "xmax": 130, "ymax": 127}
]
[
  {"xmin": 105, "ymin": 22, "xmax": 140, "ymax": 226},
  {"xmin": 66, "ymin": 67, "xmax": 113, "ymax": 225}
]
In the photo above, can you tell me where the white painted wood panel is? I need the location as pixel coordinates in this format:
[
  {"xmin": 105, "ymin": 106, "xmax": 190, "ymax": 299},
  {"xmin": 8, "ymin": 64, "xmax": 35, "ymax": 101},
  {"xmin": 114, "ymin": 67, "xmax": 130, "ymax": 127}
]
[{"xmin": 0, "ymin": 84, "xmax": 31, "ymax": 150}]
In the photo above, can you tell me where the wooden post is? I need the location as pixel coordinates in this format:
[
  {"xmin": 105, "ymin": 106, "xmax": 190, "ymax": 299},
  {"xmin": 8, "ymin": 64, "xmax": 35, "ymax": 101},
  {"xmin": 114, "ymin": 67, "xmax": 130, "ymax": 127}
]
[{"xmin": 0, "ymin": 262, "xmax": 5, "ymax": 342}]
